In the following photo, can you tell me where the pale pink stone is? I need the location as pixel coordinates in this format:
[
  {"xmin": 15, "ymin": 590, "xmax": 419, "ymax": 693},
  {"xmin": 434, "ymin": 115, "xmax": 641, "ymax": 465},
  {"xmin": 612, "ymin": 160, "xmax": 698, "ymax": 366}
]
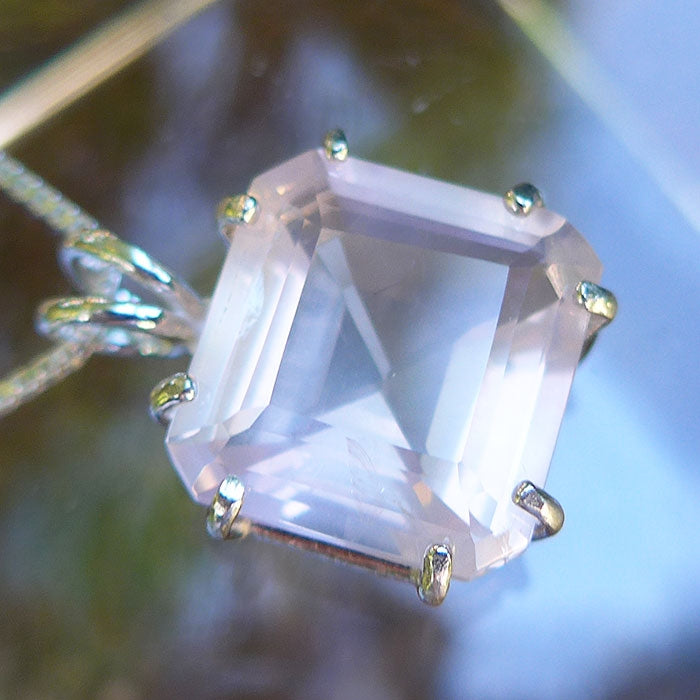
[{"xmin": 166, "ymin": 150, "xmax": 601, "ymax": 580}]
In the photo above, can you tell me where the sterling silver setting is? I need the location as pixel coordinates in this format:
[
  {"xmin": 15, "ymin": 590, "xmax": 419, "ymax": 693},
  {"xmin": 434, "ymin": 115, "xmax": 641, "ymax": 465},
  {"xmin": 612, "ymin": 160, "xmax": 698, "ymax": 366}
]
[
  {"xmin": 147, "ymin": 131, "xmax": 613, "ymax": 604},
  {"xmin": 323, "ymin": 128, "xmax": 349, "ymax": 161},
  {"xmin": 149, "ymin": 372, "xmax": 196, "ymax": 425},
  {"xmin": 512, "ymin": 480, "xmax": 565, "ymax": 540},
  {"xmin": 576, "ymin": 280, "xmax": 618, "ymax": 326},
  {"xmin": 417, "ymin": 544, "xmax": 453, "ymax": 606},
  {"xmin": 217, "ymin": 194, "xmax": 259, "ymax": 242},
  {"xmin": 206, "ymin": 475, "xmax": 248, "ymax": 540},
  {"xmin": 503, "ymin": 182, "xmax": 544, "ymax": 216},
  {"xmin": 576, "ymin": 280, "xmax": 618, "ymax": 357}
]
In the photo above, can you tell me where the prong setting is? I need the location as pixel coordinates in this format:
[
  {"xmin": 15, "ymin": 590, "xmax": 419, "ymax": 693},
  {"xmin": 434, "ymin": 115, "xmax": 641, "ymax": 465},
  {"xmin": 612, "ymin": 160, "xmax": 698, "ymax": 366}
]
[
  {"xmin": 217, "ymin": 194, "xmax": 259, "ymax": 242},
  {"xmin": 417, "ymin": 543, "xmax": 452, "ymax": 606},
  {"xmin": 206, "ymin": 476, "xmax": 249, "ymax": 540},
  {"xmin": 576, "ymin": 281, "xmax": 618, "ymax": 360},
  {"xmin": 576, "ymin": 280, "xmax": 618, "ymax": 324},
  {"xmin": 149, "ymin": 371, "xmax": 196, "ymax": 424},
  {"xmin": 163, "ymin": 145, "xmax": 613, "ymax": 594},
  {"xmin": 323, "ymin": 128, "xmax": 349, "ymax": 161},
  {"xmin": 503, "ymin": 183, "xmax": 544, "ymax": 216},
  {"xmin": 512, "ymin": 480, "xmax": 564, "ymax": 540}
]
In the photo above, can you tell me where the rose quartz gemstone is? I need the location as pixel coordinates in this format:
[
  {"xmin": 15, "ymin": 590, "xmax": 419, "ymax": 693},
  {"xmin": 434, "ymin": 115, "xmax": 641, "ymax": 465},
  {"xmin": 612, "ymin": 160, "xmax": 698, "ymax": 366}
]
[{"xmin": 166, "ymin": 150, "xmax": 601, "ymax": 580}]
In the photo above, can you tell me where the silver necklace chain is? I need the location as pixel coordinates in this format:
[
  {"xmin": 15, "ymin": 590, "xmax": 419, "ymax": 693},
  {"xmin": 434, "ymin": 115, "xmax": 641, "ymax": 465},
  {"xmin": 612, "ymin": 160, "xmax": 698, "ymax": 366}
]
[
  {"xmin": 0, "ymin": 0, "xmax": 219, "ymax": 418},
  {"xmin": 0, "ymin": 150, "xmax": 100, "ymax": 416},
  {"xmin": 0, "ymin": 147, "xmax": 206, "ymax": 417},
  {"xmin": 0, "ymin": 151, "xmax": 99, "ymax": 234}
]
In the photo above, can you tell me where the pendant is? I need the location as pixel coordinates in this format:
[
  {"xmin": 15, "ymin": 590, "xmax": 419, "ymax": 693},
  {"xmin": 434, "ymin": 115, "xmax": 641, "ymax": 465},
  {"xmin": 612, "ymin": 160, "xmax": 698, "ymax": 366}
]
[{"xmin": 36, "ymin": 130, "xmax": 617, "ymax": 605}]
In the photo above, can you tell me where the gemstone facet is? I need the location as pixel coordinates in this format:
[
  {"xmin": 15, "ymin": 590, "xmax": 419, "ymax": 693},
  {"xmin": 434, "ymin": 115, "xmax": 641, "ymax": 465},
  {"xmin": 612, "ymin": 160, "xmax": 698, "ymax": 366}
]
[{"xmin": 165, "ymin": 149, "xmax": 601, "ymax": 581}]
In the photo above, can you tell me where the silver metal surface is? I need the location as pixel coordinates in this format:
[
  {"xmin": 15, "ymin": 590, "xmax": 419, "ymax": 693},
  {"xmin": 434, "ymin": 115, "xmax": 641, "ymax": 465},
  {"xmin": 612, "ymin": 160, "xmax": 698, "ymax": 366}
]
[
  {"xmin": 33, "ymin": 230, "xmax": 207, "ymax": 363},
  {"xmin": 149, "ymin": 372, "xmax": 196, "ymax": 425},
  {"xmin": 0, "ymin": 152, "xmax": 105, "ymax": 417},
  {"xmin": 0, "ymin": 151, "xmax": 99, "ymax": 235},
  {"xmin": 216, "ymin": 194, "xmax": 259, "ymax": 242},
  {"xmin": 0, "ymin": 0, "xmax": 217, "ymax": 417},
  {"xmin": 417, "ymin": 544, "xmax": 453, "ymax": 606},
  {"xmin": 61, "ymin": 229, "xmax": 206, "ymax": 322},
  {"xmin": 576, "ymin": 280, "xmax": 618, "ymax": 325},
  {"xmin": 577, "ymin": 280, "xmax": 618, "ymax": 359},
  {"xmin": 503, "ymin": 182, "xmax": 544, "ymax": 215},
  {"xmin": 0, "ymin": 343, "xmax": 95, "ymax": 418},
  {"xmin": 206, "ymin": 476, "xmax": 248, "ymax": 540},
  {"xmin": 36, "ymin": 297, "xmax": 196, "ymax": 357},
  {"xmin": 512, "ymin": 480, "xmax": 565, "ymax": 540},
  {"xmin": 323, "ymin": 128, "xmax": 349, "ymax": 161}
]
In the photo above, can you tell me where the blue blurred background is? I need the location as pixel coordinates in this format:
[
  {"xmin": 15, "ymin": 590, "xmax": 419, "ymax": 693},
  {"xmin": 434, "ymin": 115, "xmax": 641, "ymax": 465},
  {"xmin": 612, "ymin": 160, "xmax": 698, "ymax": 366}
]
[{"xmin": 0, "ymin": 1, "xmax": 698, "ymax": 697}]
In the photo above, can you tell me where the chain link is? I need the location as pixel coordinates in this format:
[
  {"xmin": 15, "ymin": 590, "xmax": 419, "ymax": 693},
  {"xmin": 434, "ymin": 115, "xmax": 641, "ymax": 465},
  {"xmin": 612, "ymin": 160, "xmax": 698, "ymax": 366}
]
[
  {"xmin": 0, "ymin": 150, "xmax": 101, "ymax": 417},
  {"xmin": 0, "ymin": 151, "xmax": 99, "ymax": 234}
]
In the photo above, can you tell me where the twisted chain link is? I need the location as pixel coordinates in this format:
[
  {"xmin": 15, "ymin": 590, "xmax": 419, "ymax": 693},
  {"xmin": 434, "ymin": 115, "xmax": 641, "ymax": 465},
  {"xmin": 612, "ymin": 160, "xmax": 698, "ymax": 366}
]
[
  {"xmin": 0, "ymin": 151, "xmax": 99, "ymax": 234},
  {"xmin": 0, "ymin": 150, "xmax": 100, "ymax": 416}
]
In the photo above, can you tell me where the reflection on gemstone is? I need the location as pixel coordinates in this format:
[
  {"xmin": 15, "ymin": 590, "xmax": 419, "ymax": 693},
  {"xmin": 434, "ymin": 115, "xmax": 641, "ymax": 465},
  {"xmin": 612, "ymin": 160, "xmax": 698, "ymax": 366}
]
[{"xmin": 166, "ymin": 149, "xmax": 601, "ymax": 581}]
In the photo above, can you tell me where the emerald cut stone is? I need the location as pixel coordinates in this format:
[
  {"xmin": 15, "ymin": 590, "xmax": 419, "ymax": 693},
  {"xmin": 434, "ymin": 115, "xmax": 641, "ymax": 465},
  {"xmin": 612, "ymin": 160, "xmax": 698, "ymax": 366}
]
[{"xmin": 165, "ymin": 149, "xmax": 601, "ymax": 581}]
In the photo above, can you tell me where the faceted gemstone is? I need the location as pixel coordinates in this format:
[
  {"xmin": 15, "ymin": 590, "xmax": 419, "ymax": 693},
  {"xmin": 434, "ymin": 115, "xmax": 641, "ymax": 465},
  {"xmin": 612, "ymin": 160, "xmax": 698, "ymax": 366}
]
[{"xmin": 165, "ymin": 150, "xmax": 601, "ymax": 581}]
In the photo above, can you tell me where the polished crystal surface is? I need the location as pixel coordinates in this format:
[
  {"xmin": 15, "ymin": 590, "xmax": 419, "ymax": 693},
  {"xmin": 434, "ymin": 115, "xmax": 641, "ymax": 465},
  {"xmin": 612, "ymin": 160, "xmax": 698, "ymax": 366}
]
[{"xmin": 166, "ymin": 149, "xmax": 601, "ymax": 581}]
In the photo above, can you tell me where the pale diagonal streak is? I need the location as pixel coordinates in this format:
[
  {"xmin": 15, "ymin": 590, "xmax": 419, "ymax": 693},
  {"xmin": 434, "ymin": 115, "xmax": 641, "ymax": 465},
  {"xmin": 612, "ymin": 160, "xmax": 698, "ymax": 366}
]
[
  {"xmin": 0, "ymin": 0, "xmax": 220, "ymax": 149},
  {"xmin": 497, "ymin": 0, "xmax": 700, "ymax": 236}
]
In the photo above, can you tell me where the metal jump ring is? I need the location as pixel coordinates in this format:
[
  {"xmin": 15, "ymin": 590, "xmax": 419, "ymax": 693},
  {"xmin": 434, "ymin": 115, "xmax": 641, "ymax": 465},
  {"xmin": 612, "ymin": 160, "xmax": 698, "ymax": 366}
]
[
  {"xmin": 36, "ymin": 297, "xmax": 197, "ymax": 357},
  {"xmin": 60, "ymin": 229, "xmax": 207, "ymax": 324}
]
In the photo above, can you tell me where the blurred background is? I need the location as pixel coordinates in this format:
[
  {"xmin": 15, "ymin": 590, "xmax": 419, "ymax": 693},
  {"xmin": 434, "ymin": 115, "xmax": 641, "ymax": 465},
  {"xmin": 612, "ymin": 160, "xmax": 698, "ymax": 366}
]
[{"xmin": 0, "ymin": 1, "xmax": 699, "ymax": 698}]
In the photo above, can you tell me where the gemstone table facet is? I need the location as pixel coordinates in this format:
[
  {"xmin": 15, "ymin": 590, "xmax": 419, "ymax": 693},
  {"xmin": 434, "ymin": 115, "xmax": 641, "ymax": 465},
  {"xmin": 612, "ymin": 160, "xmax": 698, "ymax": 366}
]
[{"xmin": 165, "ymin": 149, "xmax": 601, "ymax": 581}]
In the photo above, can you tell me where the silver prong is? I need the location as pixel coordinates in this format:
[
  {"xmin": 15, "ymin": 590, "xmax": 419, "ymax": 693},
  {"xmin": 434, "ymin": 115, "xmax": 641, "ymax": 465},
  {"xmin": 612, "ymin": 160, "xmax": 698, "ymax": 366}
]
[
  {"xmin": 149, "ymin": 372, "xmax": 196, "ymax": 425},
  {"xmin": 576, "ymin": 281, "xmax": 618, "ymax": 360},
  {"xmin": 417, "ymin": 543, "xmax": 452, "ymax": 606},
  {"xmin": 323, "ymin": 128, "xmax": 349, "ymax": 162},
  {"xmin": 576, "ymin": 280, "xmax": 617, "ymax": 325},
  {"xmin": 217, "ymin": 194, "xmax": 259, "ymax": 242},
  {"xmin": 503, "ymin": 183, "xmax": 544, "ymax": 216},
  {"xmin": 206, "ymin": 476, "xmax": 249, "ymax": 540},
  {"xmin": 512, "ymin": 480, "xmax": 564, "ymax": 540}
]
